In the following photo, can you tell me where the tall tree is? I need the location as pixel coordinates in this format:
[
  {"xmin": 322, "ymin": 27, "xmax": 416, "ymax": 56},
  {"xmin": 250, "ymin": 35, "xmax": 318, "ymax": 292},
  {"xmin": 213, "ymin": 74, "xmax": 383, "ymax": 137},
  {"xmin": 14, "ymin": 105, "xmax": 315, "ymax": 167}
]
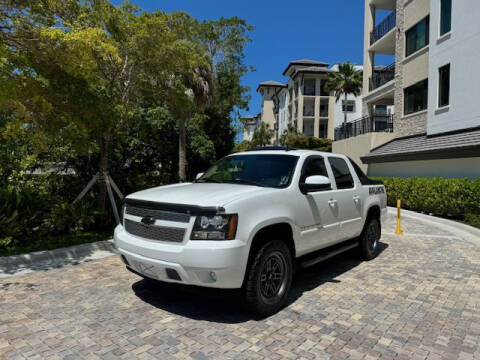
[
  {"xmin": 325, "ymin": 62, "xmax": 363, "ymax": 137},
  {"xmin": 0, "ymin": 1, "xmax": 215, "ymax": 199},
  {"xmin": 0, "ymin": 1, "xmax": 253, "ymax": 208}
]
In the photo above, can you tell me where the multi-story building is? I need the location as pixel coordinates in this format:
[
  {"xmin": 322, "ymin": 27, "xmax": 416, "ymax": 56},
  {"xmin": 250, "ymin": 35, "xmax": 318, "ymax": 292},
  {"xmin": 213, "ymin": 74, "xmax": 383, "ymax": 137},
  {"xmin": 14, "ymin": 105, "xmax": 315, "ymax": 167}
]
[
  {"xmin": 336, "ymin": 0, "xmax": 480, "ymax": 178},
  {"xmin": 256, "ymin": 81, "xmax": 287, "ymax": 144},
  {"xmin": 241, "ymin": 113, "xmax": 261, "ymax": 142},
  {"xmin": 282, "ymin": 60, "xmax": 336, "ymax": 140},
  {"xmin": 253, "ymin": 60, "xmax": 364, "ymax": 143}
]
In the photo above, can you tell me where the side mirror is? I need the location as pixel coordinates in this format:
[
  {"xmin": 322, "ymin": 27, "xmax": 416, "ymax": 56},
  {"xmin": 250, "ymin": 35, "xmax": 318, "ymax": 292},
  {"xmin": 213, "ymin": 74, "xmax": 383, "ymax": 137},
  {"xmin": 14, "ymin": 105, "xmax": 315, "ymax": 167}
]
[
  {"xmin": 195, "ymin": 172, "xmax": 204, "ymax": 180},
  {"xmin": 300, "ymin": 175, "xmax": 331, "ymax": 194}
]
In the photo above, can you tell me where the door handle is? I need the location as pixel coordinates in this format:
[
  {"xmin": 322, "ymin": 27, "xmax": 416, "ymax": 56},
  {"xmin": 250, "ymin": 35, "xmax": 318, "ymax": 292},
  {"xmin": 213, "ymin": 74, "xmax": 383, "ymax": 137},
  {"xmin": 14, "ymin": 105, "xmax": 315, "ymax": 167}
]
[
  {"xmin": 353, "ymin": 195, "xmax": 360, "ymax": 203},
  {"xmin": 328, "ymin": 199, "xmax": 337, "ymax": 207}
]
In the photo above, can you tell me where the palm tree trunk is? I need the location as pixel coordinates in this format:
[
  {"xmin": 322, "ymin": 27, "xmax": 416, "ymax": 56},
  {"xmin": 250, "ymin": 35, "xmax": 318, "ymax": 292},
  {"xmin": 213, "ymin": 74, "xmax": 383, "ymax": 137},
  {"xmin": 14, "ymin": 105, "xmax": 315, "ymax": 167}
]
[
  {"xmin": 343, "ymin": 93, "xmax": 348, "ymax": 139},
  {"xmin": 178, "ymin": 116, "xmax": 188, "ymax": 182}
]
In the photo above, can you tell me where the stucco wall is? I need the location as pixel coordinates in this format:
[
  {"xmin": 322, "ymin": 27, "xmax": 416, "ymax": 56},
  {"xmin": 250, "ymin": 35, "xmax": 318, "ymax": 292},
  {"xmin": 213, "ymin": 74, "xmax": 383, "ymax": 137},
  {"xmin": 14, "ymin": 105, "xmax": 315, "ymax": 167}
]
[
  {"xmin": 403, "ymin": 48, "xmax": 429, "ymax": 88},
  {"xmin": 427, "ymin": 0, "xmax": 480, "ymax": 135},
  {"xmin": 368, "ymin": 157, "xmax": 480, "ymax": 179},
  {"xmin": 332, "ymin": 132, "xmax": 395, "ymax": 173},
  {"xmin": 403, "ymin": 0, "xmax": 430, "ymax": 30}
]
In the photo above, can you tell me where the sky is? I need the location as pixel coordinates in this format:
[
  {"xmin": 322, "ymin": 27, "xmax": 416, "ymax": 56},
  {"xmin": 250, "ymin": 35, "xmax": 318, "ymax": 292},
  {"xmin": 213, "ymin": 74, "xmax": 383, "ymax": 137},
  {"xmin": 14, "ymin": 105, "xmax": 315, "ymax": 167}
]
[{"xmin": 113, "ymin": 0, "xmax": 385, "ymax": 126}]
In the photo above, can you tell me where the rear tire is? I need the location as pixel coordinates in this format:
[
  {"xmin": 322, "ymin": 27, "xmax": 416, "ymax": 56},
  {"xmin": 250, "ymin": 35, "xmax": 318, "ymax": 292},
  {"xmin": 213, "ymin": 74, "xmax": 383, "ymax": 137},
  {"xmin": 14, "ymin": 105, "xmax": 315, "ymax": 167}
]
[
  {"xmin": 359, "ymin": 217, "xmax": 381, "ymax": 260},
  {"xmin": 244, "ymin": 241, "xmax": 293, "ymax": 317}
]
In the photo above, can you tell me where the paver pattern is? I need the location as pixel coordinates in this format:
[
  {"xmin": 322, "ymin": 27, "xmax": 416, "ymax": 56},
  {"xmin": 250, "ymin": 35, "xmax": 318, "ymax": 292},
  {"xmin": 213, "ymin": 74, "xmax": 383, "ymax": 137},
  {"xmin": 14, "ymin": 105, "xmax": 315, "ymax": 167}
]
[{"xmin": 1, "ymin": 214, "xmax": 479, "ymax": 360}]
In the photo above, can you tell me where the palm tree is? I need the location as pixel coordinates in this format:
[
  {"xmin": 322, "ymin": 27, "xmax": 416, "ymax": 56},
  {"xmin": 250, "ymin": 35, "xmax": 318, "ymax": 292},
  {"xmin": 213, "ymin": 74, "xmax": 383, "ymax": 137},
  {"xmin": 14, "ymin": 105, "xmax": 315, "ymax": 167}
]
[
  {"xmin": 325, "ymin": 62, "xmax": 363, "ymax": 138},
  {"xmin": 177, "ymin": 65, "xmax": 215, "ymax": 182}
]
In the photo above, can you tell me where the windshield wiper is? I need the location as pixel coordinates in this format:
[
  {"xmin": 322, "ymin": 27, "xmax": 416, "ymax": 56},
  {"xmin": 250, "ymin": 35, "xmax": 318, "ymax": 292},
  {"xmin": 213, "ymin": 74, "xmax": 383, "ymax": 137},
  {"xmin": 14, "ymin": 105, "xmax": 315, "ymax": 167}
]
[{"xmin": 227, "ymin": 179, "xmax": 266, "ymax": 187}]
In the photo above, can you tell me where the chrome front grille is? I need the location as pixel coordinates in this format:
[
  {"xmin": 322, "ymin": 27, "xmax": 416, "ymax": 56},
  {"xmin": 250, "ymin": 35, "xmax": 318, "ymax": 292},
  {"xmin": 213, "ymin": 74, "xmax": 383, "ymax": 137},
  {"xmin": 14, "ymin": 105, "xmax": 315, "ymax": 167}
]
[
  {"xmin": 125, "ymin": 219, "xmax": 186, "ymax": 242},
  {"xmin": 126, "ymin": 206, "xmax": 190, "ymax": 223}
]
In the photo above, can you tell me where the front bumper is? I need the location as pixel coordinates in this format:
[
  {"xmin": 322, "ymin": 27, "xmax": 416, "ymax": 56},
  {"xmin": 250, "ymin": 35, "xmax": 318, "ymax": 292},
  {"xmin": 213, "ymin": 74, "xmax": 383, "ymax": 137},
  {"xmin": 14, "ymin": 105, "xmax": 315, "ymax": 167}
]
[{"xmin": 113, "ymin": 225, "xmax": 248, "ymax": 289}]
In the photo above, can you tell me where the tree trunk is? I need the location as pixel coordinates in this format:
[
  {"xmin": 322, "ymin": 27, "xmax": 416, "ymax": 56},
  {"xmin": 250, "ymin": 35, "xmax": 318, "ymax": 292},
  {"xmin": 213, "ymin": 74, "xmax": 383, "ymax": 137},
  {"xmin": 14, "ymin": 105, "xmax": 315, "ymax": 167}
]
[
  {"xmin": 178, "ymin": 116, "xmax": 188, "ymax": 182},
  {"xmin": 343, "ymin": 93, "xmax": 348, "ymax": 139}
]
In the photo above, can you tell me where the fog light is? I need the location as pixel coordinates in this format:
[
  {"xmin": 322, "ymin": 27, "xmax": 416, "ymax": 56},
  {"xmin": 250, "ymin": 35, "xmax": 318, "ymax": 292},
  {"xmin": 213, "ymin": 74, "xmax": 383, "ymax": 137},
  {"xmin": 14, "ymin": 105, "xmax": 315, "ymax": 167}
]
[{"xmin": 209, "ymin": 271, "xmax": 217, "ymax": 282}]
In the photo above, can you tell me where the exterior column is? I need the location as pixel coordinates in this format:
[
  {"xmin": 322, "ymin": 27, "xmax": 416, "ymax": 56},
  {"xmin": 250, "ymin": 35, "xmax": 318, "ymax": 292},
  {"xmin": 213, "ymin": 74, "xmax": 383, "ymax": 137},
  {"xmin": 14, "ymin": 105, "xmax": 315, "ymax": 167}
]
[
  {"xmin": 297, "ymin": 80, "xmax": 304, "ymax": 134},
  {"xmin": 313, "ymin": 78, "xmax": 320, "ymax": 137}
]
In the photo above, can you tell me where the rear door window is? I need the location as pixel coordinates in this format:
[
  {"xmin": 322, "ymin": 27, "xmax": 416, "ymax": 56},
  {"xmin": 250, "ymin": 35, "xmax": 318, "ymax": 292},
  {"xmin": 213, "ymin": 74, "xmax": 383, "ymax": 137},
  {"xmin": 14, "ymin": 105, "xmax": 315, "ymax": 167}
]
[{"xmin": 328, "ymin": 157, "xmax": 354, "ymax": 189}]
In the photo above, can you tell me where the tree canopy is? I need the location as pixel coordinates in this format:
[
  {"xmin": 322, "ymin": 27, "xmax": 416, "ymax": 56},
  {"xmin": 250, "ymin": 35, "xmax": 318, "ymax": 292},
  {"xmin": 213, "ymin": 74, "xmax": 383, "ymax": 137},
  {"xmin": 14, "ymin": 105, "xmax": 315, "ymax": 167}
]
[{"xmin": 0, "ymin": 0, "xmax": 253, "ymax": 184}]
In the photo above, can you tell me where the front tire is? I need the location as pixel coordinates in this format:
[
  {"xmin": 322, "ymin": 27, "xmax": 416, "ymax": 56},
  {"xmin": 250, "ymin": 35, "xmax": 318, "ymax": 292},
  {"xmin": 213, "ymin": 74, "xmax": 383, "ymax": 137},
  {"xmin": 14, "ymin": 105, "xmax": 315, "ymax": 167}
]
[
  {"xmin": 244, "ymin": 241, "xmax": 293, "ymax": 317},
  {"xmin": 360, "ymin": 217, "xmax": 381, "ymax": 260}
]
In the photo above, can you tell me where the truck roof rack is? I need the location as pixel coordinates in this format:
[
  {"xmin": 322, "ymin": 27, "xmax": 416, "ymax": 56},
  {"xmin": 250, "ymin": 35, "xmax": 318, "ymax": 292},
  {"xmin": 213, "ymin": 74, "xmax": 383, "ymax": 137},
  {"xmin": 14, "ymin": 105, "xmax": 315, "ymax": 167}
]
[{"xmin": 247, "ymin": 146, "xmax": 296, "ymax": 152}]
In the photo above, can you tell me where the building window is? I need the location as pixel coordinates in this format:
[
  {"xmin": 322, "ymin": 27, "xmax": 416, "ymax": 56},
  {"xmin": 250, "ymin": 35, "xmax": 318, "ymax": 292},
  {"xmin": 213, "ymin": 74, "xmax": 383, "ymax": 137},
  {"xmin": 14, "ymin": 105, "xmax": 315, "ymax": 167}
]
[
  {"xmin": 342, "ymin": 100, "xmax": 355, "ymax": 112},
  {"xmin": 404, "ymin": 79, "xmax": 428, "ymax": 115},
  {"xmin": 319, "ymin": 80, "xmax": 329, "ymax": 96},
  {"xmin": 406, "ymin": 16, "xmax": 429, "ymax": 57},
  {"xmin": 319, "ymin": 120, "xmax": 328, "ymax": 138},
  {"xmin": 438, "ymin": 64, "xmax": 450, "ymax": 107},
  {"xmin": 440, "ymin": 0, "xmax": 452, "ymax": 36},
  {"xmin": 374, "ymin": 104, "xmax": 387, "ymax": 115},
  {"xmin": 303, "ymin": 79, "xmax": 316, "ymax": 96},
  {"xmin": 319, "ymin": 100, "xmax": 329, "ymax": 117}
]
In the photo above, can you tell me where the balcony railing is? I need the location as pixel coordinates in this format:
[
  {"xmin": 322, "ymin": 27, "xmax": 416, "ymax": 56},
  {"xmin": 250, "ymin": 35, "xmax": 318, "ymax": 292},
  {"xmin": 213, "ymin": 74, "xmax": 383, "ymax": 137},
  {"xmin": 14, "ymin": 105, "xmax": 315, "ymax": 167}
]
[
  {"xmin": 370, "ymin": 11, "xmax": 396, "ymax": 45},
  {"xmin": 369, "ymin": 63, "xmax": 395, "ymax": 91},
  {"xmin": 334, "ymin": 114, "xmax": 393, "ymax": 141}
]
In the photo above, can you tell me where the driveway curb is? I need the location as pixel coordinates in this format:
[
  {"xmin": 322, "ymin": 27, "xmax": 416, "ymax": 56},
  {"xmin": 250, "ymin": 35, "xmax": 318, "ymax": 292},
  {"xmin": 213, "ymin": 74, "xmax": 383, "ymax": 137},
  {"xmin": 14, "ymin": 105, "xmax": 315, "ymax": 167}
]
[
  {"xmin": 387, "ymin": 207, "xmax": 480, "ymax": 245},
  {"xmin": 0, "ymin": 239, "xmax": 116, "ymax": 275}
]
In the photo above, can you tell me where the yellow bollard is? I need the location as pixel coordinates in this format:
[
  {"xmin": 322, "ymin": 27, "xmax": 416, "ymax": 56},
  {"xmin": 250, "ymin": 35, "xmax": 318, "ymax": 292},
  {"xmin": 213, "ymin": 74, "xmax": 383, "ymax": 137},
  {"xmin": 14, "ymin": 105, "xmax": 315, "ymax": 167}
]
[{"xmin": 395, "ymin": 199, "xmax": 403, "ymax": 235}]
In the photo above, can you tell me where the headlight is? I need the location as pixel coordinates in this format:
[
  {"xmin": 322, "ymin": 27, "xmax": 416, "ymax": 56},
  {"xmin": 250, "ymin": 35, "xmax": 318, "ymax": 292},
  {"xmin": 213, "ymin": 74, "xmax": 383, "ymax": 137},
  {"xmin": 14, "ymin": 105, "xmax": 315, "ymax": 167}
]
[{"xmin": 191, "ymin": 214, "xmax": 238, "ymax": 240}]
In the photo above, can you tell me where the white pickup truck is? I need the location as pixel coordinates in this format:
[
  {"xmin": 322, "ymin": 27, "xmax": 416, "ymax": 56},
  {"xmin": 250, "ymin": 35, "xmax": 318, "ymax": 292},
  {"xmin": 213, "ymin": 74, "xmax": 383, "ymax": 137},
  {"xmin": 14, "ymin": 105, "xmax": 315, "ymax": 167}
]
[{"xmin": 114, "ymin": 148, "xmax": 387, "ymax": 316}]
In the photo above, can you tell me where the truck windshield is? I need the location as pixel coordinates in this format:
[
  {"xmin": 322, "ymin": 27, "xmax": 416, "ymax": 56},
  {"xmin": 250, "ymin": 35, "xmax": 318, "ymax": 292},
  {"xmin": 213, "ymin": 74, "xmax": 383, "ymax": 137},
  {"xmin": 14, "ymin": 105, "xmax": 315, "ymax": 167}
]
[{"xmin": 197, "ymin": 154, "xmax": 299, "ymax": 188}]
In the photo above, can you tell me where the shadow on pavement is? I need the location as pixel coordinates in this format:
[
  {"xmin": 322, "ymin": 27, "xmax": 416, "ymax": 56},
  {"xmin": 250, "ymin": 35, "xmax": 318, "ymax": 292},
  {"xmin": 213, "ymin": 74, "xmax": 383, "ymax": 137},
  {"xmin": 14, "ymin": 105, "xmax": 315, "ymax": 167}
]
[{"xmin": 132, "ymin": 242, "xmax": 388, "ymax": 324}]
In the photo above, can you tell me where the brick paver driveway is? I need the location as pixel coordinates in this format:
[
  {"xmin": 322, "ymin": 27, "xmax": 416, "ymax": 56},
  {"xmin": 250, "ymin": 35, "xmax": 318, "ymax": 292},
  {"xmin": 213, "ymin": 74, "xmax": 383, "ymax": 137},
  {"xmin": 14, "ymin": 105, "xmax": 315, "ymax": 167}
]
[{"xmin": 1, "ymin": 214, "xmax": 479, "ymax": 360}]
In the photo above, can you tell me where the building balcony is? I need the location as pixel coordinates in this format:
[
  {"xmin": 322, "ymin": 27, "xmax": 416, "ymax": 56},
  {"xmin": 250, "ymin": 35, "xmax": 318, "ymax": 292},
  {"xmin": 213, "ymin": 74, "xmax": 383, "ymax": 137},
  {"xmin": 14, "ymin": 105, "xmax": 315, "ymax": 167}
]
[
  {"xmin": 370, "ymin": 11, "xmax": 396, "ymax": 46},
  {"xmin": 334, "ymin": 115, "xmax": 393, "ymax": 141},
  {"xmin": 369, "ymin": 63, "xmax": 395, "ymax": 91},
  {"xmin": 370, "ymin": 0, "xmax": 396, "ymax": 11}
]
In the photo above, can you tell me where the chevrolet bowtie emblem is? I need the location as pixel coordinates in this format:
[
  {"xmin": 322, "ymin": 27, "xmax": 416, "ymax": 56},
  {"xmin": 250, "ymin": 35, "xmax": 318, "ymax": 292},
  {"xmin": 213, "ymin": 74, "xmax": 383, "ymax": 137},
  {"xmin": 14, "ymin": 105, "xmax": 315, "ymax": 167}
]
[{"xmin": 141, "ymin": 216, "xmax": 156, "ymax": 226}]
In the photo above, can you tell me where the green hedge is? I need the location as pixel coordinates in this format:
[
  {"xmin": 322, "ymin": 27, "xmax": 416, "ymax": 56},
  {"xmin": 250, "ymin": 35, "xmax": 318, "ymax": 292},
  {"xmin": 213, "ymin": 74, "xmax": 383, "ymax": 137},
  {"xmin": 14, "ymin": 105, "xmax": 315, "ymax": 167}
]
[{"xmin": 376, "ymin": 177, "xmax": 480, "ymax": 228}]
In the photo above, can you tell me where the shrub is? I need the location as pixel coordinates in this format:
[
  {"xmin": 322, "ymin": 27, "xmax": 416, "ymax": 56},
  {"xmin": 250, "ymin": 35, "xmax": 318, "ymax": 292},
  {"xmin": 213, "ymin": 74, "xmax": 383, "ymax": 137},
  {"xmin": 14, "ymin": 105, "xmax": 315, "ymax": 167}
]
[
  {"xmin": 0, "ymin": 181, "xmax": 102, "ymax": 253},
  {"xmin": 377, "ymin": 177, "xmax": 480, "ymax": 228},
  {"xmin": 283, "ymin": 134, "xmax": 332, "ymax": 152}
]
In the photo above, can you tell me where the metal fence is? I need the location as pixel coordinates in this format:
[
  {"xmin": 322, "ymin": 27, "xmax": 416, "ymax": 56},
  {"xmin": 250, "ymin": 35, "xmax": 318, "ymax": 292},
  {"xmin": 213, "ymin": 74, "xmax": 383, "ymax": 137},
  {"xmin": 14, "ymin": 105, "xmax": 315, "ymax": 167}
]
[
  {"xmin": 334, "ymin": 115, "xmax": 394, "ymax": 141},
  {"xmin": 370, "ymin": 11, "xmax": 396, "ymax": 45},
  {"xmin": 370, "ymin": 63, "xmax": 395, "ymax": 91}
]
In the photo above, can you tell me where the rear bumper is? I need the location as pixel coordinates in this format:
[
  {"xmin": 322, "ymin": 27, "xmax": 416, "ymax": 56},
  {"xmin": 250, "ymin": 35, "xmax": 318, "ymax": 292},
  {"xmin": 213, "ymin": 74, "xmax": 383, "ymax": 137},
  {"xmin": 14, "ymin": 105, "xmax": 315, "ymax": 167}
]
[{"xmin": 113, "ymin": 225, "xmax": 248, "ymax": 289}]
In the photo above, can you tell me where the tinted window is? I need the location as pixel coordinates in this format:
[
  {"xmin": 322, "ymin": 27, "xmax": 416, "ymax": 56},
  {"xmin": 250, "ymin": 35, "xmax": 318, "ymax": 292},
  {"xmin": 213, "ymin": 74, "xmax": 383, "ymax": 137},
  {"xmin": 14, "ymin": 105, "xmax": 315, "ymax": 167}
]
[
  {"xmin": 404, "ymin": 79, "xmax": 428, "ymax": 115},
  {"xmin": 328, "ymin": 157, "xmax": 354, "ymax": 189},
  {"xmin": 440, "ymin": 0, "xmax": 452, "ymax": 36},
  {"xmin": 198, "ymin": 154, "xmax": 299, "ymax": 188},
  {"xmin": 348, "ymin": 157, "xmax": 383, "ymax": 185},
  {"xmin": 302, "ymin": 158, "xmax": 329, "ymax": 180},
  {"xmin": 406, "ymin": 17, "xmax": 429, "ymax": 57},
  {"xmin": 438, "ymin": 64, "xmax": 450, "ymax": 107}
]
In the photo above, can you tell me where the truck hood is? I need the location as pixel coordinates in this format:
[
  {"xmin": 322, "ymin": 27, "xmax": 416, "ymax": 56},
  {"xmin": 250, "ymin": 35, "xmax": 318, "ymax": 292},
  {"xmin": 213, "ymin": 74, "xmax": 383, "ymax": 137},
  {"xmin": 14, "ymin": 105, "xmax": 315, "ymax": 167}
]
[{"xmin": 126, "ymin": 182, "xmax": 265, "ymax": 207}]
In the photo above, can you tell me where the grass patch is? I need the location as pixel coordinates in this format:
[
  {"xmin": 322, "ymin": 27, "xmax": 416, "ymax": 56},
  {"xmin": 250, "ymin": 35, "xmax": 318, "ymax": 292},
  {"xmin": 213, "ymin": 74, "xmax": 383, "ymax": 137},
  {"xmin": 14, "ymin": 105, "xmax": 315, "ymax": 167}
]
[{"xmin": 0, "ymin": 232, "xmax": 112, "ymax": 258}]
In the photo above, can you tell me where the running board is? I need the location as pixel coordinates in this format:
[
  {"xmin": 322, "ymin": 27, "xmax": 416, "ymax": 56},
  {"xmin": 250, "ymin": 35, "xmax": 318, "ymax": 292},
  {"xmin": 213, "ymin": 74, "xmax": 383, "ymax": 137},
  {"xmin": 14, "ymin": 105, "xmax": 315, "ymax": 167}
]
[{"xmin": 300, "ymin": 242, "xmax": 358, "ymax": 269}]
